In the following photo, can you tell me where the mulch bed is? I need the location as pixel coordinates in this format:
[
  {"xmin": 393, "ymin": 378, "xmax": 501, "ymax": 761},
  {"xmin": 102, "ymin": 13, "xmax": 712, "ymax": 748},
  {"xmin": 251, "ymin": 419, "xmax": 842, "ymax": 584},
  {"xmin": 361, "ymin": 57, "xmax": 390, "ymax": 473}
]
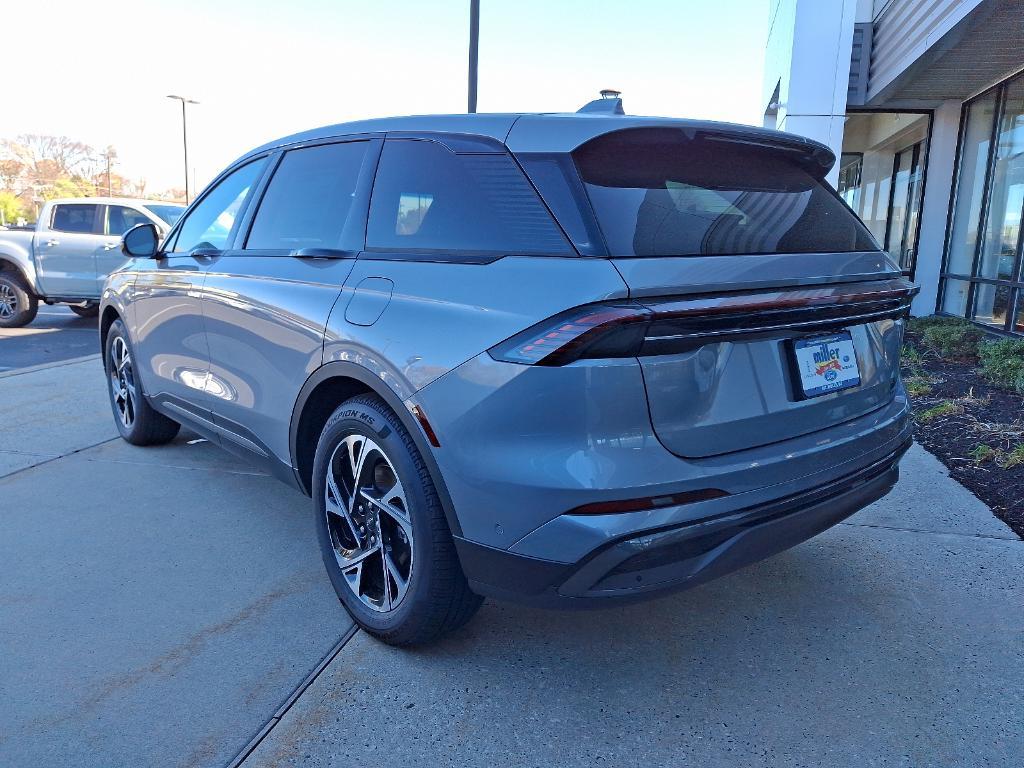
[{"xmin": 902, "ymin": 334, "xmax": 1024, "ymax": 538}]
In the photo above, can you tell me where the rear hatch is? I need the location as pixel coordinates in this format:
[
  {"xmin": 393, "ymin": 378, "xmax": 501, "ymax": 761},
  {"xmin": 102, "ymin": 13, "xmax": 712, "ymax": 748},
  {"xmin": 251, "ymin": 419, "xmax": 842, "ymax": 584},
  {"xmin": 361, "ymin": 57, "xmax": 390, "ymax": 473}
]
[{"xmin": 515, "ymin": 125, "xmax": 915, "ymax": 458}]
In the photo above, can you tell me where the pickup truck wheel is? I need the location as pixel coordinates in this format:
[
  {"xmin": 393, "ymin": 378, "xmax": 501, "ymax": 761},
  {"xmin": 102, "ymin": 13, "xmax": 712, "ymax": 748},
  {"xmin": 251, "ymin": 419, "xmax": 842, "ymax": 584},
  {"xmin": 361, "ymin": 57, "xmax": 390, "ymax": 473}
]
[
  {"xmin": 69, "ymin": 303, "xmax": 99, "ymax": 319},
  {"xmin": 0, "ymin": 272, "xmax": 39, "ymax": 328},
  {"xmin": 105, "ymin": 319, "xmax": 180, "ymax": 445}
]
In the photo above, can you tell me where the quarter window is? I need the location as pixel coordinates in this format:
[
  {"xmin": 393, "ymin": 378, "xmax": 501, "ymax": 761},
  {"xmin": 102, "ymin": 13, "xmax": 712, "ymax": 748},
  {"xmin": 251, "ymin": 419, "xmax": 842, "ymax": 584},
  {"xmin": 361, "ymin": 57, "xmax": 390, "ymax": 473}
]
[
  {"xmin": 171, "ymin": 158, "xmax": 267, "ymax": 253},
  {"xmin": 366, "ymin": 140, "xmax": 570, "ymax": 254},
  {"xmin": 50, "ymin": 204, "xmax": 101, "ymax": 234},
  {"xmin": 246, "ymin": 142, "xmax": 369, "ymax": 251}
]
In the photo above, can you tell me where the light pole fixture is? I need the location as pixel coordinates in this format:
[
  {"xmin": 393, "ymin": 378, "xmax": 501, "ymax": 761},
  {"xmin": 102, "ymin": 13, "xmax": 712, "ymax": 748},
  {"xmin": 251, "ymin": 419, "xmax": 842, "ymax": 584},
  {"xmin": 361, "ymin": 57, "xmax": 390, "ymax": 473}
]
[{"xmin": 167, "ymin": 95, "xmax": 199, "ymax": 203}]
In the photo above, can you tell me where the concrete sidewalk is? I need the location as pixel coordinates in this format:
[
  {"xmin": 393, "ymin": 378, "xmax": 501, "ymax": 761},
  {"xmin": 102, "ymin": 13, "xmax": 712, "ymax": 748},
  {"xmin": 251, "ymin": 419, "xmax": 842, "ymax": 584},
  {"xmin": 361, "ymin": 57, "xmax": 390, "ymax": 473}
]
[
  {"xmin": 242, "ymin": 452, "xmax": 1023, "ymax": 766},
  {"xmin": 0, "ymin": 357, "xmax": 1020, "ymax": 767},
  {"xmin": 0, "ymin": 358, "xmax": 351, "ymax": 767}
]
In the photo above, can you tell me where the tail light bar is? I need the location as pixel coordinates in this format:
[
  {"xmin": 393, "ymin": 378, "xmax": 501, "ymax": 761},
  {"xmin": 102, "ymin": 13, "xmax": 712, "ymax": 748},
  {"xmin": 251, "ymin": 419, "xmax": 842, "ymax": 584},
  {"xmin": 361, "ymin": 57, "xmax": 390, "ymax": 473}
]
[{"xmin": 489, "ymin": 279, "xmax": 918, "ymax": 366}]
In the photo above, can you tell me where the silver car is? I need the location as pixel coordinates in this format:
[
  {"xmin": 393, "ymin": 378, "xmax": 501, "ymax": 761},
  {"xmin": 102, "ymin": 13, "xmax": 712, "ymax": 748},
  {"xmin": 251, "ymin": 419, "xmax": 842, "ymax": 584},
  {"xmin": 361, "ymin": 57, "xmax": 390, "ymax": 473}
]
[{"xmin": 101, "ymin": 112, "xmax": 916, "ymax": 645}]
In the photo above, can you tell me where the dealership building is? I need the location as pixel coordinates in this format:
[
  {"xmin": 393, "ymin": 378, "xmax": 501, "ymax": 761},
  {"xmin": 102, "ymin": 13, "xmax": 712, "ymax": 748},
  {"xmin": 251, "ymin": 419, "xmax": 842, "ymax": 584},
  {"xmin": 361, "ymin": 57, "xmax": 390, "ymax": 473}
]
[{"xmin": 764, "ymin": 0, "xmax": 1024, "ymax": 330}]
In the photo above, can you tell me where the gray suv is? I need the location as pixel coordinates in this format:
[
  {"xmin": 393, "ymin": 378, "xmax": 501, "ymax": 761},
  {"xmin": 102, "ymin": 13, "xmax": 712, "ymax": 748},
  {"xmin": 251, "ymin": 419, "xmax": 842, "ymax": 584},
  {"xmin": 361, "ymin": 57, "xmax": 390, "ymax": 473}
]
[{"xmin": 101, "ymin": 112, "xmax": 916, "ymax": 645}]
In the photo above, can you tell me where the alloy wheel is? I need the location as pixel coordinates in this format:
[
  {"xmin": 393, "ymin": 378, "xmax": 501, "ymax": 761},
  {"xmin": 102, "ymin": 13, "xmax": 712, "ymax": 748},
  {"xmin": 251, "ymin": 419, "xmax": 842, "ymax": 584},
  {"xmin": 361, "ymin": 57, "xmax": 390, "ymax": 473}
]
[
  {"xmin": 109, "ymin": 336, "xmax": 137, "ymax": 429},
  {"xmin": 0, "ymin": 283, "xmax": 16, "ymax": 319},
  {"xmin": 324, "ymin": 435, "xmax": 414, "ymax": 612}
]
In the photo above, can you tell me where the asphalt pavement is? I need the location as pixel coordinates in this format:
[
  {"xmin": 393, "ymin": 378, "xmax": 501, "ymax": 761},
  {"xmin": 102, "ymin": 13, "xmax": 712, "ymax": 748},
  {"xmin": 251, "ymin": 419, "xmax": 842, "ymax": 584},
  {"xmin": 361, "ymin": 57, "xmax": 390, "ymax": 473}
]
[
  {"xmin": 0, "ymin": 305, "xmax": 100, "ymax": 371},
  {"xmin": 0, "ymin": 331, "xmax": 1020, "ymax": 767}
]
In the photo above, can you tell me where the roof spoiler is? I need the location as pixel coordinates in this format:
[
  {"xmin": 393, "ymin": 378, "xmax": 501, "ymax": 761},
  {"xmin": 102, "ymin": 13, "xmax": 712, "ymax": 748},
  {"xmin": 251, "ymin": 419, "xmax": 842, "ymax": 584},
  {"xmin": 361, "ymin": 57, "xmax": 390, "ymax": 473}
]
[{"xmin": 578, "ymin": 89, "xmax": 625, "ymax": 115}]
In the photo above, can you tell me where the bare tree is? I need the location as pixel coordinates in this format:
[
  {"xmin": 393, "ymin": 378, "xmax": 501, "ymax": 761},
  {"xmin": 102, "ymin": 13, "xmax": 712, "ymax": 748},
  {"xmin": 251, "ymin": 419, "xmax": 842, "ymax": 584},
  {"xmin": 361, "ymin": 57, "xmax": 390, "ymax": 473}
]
[{"xmin": 3, "ymin": 135, "xmax": 98, "ymax": 179}]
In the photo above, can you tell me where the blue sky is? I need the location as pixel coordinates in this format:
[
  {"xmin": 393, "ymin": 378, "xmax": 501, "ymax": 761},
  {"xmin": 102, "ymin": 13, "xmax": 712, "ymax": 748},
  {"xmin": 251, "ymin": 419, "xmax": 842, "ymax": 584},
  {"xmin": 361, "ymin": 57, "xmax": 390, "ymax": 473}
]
[{"xmin": 4, "ymin": 0, "xmax": 768, "ymax": 192}]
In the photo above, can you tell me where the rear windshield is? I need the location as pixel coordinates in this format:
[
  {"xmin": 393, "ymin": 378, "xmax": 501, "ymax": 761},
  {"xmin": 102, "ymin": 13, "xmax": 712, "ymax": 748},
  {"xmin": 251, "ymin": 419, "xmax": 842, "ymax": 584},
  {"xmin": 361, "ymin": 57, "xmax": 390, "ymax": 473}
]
[{"xmin": 572, "ymin": 128, "xmax": 878, "ymax": 257}]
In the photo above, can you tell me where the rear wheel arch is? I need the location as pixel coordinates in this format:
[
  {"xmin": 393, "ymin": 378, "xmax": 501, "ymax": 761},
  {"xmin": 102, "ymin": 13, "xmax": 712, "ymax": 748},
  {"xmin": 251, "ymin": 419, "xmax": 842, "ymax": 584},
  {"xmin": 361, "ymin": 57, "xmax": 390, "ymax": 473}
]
[{"xmin": 290, "ymin": 362, "xmax": 463, "ymax": 537}]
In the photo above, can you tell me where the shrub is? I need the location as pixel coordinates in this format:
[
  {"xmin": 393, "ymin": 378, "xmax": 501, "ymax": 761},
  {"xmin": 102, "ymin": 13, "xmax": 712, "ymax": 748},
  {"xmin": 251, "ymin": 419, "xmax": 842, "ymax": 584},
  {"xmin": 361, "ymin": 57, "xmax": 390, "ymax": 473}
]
[
  {"xmin": 977, "ymin": 339, "xmax": 1024, "ymax": 394},
  {"xmin": 919, "ymin": 318, "xmax": 984, "ymax": 360},
  {"xmin": 906, "ymin": 315, "xmax": 968, "ymax": 333}
]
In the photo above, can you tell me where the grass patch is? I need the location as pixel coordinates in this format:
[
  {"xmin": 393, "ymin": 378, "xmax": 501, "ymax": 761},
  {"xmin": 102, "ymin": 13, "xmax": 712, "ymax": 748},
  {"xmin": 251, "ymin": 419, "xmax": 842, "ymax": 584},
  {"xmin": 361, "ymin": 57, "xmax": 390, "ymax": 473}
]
[
  {"xmin": 970, "ymin": 444, "xmax": 998, "ymax": 463},
  {"xmin": 977, "ymin": 338, "xmax": 1024, "ymax": 394},
  {"xmin": 904, "ymin": 375, "xmax": 932, "ymax": 397},
  {"xmin": 901, "ymin": 344, "xmax": 926, "ymax": 374},
  {"xmin": 969, "ymin": 442, "xmax": 1024, "ymax": 469},
  {"xmin": 915, "ymin": 400, "xmax": 963, "ymax": 423},
  {"xmin": 999, "ymin": 444, "xmax": 1024, "ymax": 469}
]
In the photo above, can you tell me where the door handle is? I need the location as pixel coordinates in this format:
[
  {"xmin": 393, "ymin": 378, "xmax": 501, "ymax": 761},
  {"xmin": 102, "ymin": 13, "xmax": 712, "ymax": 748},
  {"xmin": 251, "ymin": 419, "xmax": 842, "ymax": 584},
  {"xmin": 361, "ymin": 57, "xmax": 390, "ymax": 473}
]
[
  {"xmin": 102, "ymin": 242, "xmax": 119, "ymax": 250},
  {"xmin": 290, "ymin": 247, "xmax": 355, "ymax": 259},
  {"xmin": 45, "ymin": 239, "xmax": 59, "ymax": 247}
]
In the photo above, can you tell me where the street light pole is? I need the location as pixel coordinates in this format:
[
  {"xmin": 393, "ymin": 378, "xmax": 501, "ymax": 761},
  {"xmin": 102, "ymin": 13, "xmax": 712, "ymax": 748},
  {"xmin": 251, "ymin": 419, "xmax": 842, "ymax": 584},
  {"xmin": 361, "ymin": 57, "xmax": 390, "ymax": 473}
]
[
  {"xmin": 468, "ymin": 0, "xmax": 479, "ymax": 113},
  {"xmin": 167, "ymin": 95, "xmax": 199, "ymax": 203}
]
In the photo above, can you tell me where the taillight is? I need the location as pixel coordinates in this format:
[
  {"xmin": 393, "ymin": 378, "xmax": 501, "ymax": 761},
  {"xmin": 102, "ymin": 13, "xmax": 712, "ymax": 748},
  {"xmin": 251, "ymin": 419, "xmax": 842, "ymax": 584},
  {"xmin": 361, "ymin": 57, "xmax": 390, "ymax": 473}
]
[
  {"xmin": 488, "ymin": 279, "xmax": 917, "ymax": 367},
  {"xmin": 488, "ymin": 303, "xmax": 650, "ymax": 365}
]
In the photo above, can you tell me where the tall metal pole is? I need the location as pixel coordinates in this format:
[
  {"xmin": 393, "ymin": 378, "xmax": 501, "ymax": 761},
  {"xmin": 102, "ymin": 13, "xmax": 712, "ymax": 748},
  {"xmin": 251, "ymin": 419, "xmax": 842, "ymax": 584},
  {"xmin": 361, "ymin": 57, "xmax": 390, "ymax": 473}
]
[
  {"xmin": 468, "ymin": 0, "xmax": 479, "ymax": 113},
  {"xmin": 181, "ymin": 99, "xmax": 189, "ymax": 203},
  {"xmin": 167, "ymin": 95, "xmax": 199, "ymax": 204}
]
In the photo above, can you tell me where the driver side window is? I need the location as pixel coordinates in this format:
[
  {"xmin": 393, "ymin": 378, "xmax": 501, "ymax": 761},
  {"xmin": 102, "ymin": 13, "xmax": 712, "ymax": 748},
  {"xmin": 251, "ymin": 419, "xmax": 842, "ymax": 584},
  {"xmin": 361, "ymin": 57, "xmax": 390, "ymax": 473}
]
[{"xmin": 171, "ymin": 158, "xmax": 267, "ymax": 253}]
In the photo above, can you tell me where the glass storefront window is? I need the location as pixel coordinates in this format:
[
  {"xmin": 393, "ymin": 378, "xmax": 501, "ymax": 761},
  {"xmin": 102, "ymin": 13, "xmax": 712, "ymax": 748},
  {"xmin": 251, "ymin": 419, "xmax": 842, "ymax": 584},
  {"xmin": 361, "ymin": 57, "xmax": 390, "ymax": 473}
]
[
  {"xmin": 840, "ymin": 112, "xmax": 930, "ymax": 272},
  {"xmin": 975, "ymin": 79, "xmax": 1024, "ymax": 284},
  {"xmin": 940, "ymin": 71, "xmax": 1024, "ymax": 334},
  {"xmin": 946, "ymin": 92, "xmax": 999, "ymax": 276},
  {"xmin": 941, "ymin": 278, "xmax": 971, "ymax": 316}
]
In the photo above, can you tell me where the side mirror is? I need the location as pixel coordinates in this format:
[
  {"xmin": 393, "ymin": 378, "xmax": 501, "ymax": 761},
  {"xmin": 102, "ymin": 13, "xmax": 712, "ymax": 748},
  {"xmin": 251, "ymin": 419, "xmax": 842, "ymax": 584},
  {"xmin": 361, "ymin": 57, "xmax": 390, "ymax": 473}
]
[{"xmin": 122, "ymin": 223, "xmax": 160, "ymax": 258}]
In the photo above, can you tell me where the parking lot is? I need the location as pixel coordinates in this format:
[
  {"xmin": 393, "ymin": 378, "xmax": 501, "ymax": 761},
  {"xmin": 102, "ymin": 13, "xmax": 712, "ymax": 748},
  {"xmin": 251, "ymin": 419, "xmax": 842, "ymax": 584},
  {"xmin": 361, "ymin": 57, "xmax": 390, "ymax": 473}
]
[{"xmin": 1, "ymin": 321, "xmax": 1022, "ymax": 767}]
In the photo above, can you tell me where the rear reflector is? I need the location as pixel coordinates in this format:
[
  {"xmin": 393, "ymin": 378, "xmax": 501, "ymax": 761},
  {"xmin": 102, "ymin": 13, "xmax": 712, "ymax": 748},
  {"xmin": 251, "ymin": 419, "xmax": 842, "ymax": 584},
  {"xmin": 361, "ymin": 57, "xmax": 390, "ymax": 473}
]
[
  {"xmin": 569, "ymin": 488, "xmax": 730, "ymax": 515},
  {"xmin": 488, "ymin": 278, "xmax": 918, "ymax": 366}
]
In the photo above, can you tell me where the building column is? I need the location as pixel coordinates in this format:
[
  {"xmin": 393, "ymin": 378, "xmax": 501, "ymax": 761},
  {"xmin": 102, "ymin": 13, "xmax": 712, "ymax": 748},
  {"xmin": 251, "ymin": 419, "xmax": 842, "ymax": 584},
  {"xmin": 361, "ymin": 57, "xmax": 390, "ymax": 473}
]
[
  {"xmin": 912, "ymin": 100, "xmax": 962, "ymax": 316},
  {"xmin": 769, "ymin": 0, "xmax": 858, "ymax": 187}
]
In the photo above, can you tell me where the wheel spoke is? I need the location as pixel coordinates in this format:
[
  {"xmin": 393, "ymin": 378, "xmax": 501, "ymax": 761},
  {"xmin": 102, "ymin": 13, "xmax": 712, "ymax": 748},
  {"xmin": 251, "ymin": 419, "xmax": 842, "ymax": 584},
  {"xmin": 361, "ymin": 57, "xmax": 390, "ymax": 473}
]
[
  {"xmin": 337, "ymin": 540, "xmax": 382, "ymax": 568},
  {"xmin": 384, "ymin": 551, "xmax": 409, "ymax": 604},
  {"xmin": 326, "ymin": 470, "xmax": 364, "ymax": 548}
]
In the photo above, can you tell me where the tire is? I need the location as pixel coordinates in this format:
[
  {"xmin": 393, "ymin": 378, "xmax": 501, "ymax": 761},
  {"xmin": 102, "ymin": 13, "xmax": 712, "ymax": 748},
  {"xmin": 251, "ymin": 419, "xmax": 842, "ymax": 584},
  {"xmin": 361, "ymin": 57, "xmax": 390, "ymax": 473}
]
[
  {"xmin": 105, "ymin": 319, "xmax": 180, "ymax": 446},
  {"xmin": 313, "ymin": 394, "xmax": 482, "ymax": 645},
  {"xmin": 69, "ymin": 303, "xmax": 99, "ymax": 319},
  {"xmin": 0, "ymin": 271, "xmax": 39, "ymax": 328}
]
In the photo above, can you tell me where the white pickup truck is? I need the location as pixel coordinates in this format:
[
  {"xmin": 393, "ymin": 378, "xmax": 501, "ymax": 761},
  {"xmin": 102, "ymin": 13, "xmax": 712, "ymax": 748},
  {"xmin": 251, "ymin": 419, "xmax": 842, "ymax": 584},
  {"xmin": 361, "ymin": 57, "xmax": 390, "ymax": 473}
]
[{"xmin": 0, "ymin": 197, "xmax": 184, "ymax": 327}]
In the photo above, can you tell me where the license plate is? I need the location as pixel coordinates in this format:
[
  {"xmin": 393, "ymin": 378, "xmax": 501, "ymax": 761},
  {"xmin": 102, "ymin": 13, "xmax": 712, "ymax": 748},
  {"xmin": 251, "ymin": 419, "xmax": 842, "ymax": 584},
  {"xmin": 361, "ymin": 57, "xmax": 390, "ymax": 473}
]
[{"xmin": 792, "ymin": 332, "xmax": 861, "ymax": 398}]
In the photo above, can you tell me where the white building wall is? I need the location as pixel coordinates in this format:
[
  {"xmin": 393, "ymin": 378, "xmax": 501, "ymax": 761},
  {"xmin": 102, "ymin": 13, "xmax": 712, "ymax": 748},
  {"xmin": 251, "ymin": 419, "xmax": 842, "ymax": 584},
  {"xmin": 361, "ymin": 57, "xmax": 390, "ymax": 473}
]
[{"xmin": 762, "ymin": 0, "xmax": 859, "ymax": 186}]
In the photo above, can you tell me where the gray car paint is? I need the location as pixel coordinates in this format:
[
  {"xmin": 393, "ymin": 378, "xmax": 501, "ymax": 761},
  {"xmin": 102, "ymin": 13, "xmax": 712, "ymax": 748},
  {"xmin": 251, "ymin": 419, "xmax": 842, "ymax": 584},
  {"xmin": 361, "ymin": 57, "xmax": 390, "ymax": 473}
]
[{"xmin": 100, "ymin": 112, "xmax": 913, "ymax": 604}]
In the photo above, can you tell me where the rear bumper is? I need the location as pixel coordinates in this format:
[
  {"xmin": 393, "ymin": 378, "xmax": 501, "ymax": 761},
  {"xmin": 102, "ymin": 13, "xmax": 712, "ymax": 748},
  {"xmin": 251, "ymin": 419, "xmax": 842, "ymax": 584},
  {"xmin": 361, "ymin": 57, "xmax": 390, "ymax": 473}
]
[{"xmin": 456, "ymin": 438, "xmax": 909, "ymax": 608}]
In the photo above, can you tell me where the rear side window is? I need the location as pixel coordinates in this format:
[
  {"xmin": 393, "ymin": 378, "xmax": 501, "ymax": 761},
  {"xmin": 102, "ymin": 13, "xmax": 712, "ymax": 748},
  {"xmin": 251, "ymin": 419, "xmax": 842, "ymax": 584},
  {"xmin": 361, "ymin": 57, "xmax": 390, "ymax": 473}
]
[
  {"xmin": 50, "ymin": 204, "xmax": 101, "ymax": 234},
  {"xmin": 106, "ymin": 205, "xmax": 151, "ymax": 236},
  {"xmin": 573, "ymin": 128, "xmax": 878, "ymax": 257},
  {"xmin": 246, "ymin": 141, "xmax": 369, "ymax": 251},
  {"xmin": 367, "ymin": 140, "xmax": 571, "ymax": 255}
]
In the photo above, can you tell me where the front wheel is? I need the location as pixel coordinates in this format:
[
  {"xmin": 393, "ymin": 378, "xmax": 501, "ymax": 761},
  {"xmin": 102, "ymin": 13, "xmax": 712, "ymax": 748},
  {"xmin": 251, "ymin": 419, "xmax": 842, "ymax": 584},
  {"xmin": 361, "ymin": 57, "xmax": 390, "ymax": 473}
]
[
  {"xmin": 313, "ymin": 395, "xmax": 482, "ymax": 645},
  {"xmin": 105, "ymin": 319, "xmax": 180, "ymax": 445},
  {"xmin": 0, "ymin": 272, "xmax": 39, "ymax": 328}
]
